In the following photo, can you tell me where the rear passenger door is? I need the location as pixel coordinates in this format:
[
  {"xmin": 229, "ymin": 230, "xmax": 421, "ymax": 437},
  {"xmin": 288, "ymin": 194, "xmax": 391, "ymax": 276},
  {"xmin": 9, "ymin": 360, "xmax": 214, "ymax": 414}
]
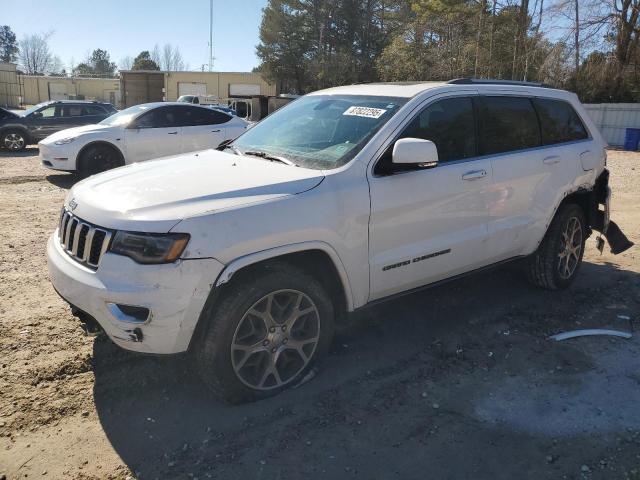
[
  {"xmin": 177, "ymin": 106, "xmax": 230, "ymax": 151},
  {"xmin": 368, "ymin": 95, "xmax": 493, "ymax": 301},
  {"xmin": 479, "ymin": 95, "xmax": 590, "ymax": 262}
]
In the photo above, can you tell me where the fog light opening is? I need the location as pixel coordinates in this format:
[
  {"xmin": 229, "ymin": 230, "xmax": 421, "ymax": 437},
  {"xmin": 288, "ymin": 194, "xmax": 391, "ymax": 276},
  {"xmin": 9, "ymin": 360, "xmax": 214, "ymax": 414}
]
[{"xmin": 107, "ymin": 303, "xmax": 151, "ymax": 323}]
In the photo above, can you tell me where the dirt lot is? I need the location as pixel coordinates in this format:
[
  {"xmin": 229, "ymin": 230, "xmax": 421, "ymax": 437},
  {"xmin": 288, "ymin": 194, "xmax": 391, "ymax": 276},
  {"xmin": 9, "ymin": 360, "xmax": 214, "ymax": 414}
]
[{"xmin": 0, "ymin": 149, "xmax": 639, "ymax": 480}]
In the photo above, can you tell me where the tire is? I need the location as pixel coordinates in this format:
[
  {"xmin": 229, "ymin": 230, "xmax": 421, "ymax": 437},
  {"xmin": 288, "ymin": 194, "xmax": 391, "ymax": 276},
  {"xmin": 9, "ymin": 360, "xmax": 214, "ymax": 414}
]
[
  {"xmin": 194, "ymin": 262, "xmax": 335, "ymax": 403},
  {"xmin": 2, "ymin": 129, "xmax": 28, "ymax": 151},
  {"xmin": 525, "ymin": 203, "xmax": 586, "ymax": 290},
  {"xmin": 78, "ymin": 144, "xmax": 124, "ymax": 177}
]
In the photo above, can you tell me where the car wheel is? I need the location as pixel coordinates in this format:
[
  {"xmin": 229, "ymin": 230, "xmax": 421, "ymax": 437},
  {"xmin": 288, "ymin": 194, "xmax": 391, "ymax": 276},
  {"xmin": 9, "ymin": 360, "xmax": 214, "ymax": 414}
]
[
  {"xmin": 194, "ymin": 262, "xmax": 335, "ymax": 403},
  {"xmin": 2, "ymin": 129, "xmax": 27, "ymax": 151},
  {"xmin": 525, "ymin": 203, "xmax": 586, "ymax": 290},
  {"xmin": 78, "ymin": 144, "xmax": 124, "ymax": 176}
]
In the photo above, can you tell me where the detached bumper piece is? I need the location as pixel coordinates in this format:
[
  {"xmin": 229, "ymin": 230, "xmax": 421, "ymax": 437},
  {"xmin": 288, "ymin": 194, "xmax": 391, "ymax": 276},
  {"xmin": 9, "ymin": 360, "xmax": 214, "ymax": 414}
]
[{"xmin": 589, "ymin": 169, "xmax": 634, "ymax": 255}]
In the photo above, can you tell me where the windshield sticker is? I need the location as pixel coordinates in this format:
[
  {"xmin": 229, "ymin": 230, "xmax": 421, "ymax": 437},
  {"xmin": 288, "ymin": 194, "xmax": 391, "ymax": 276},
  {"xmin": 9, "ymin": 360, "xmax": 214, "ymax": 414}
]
[{"xmin": 343, "ymin": 106, "xmax": 387, "ymax": 119}]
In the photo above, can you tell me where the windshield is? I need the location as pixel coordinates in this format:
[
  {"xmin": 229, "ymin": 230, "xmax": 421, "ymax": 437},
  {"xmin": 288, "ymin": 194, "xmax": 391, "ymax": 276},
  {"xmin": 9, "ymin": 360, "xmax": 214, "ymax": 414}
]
[
  {"xmin": 99, "ymin": 104, "xmax": 153, "ymax": 126},
  {"xmin": 231, "ymin": 94, "xmax": 406, "ymax": 170},
  {"xmin": 22, "ymin": 102, "xmax": 49, "ymax": 117},
  {"xmin": 178, "ymin": 95, "xmax": 195, "ymax": 103}
]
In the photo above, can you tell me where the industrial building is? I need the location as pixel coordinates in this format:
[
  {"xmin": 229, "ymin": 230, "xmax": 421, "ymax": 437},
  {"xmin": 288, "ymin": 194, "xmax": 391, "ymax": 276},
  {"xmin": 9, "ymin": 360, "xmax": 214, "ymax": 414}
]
[{"xmin": 8, "ymin": 70, "xmax": 275, "ymax": 113}]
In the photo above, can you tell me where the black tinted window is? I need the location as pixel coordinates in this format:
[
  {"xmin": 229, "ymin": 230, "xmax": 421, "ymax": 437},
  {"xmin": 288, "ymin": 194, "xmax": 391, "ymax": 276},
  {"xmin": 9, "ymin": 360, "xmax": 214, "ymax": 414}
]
[
  {"xmin": 478, "ymin": 97, "xmax": 540, "ymax": 154},
  {"xmin": 533, "ymin": 98, "xmax": 588, "ymax": 145},
  {"xmin": 135, "ymin": 107, "xmax": 180, "ymax": 128},
  {"xmin": 84, "ymin": 105, "xmax": 107, "ymax": 116},
  {"xmin": 176, "ymin": 106, "xmax": 231, "ymax": 127},
  {"xmin": 401, "ymin": 97, "xmax": 476, "ymax": 162}
]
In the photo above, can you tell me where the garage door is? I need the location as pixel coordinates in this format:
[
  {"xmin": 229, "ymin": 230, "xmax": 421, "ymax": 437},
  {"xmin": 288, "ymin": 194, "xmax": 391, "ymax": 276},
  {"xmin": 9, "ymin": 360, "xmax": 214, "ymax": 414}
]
[
  {"xmin": 178, "ymin": 82, "xmax": 207, "ymax": 97},
  {"xmin": 229, "ymin": 84, "xmax": 261, "ymax": 96},
  {"xmin": 49, "ymin": 83, "xmax": 68, "ymax": 100}
]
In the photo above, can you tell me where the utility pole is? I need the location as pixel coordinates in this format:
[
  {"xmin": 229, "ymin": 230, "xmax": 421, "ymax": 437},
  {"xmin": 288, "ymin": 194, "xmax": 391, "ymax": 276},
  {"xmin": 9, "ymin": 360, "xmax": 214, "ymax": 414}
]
[{"xmin": 209, "ymin": 0, "xmax": 213, "ymax": 71}]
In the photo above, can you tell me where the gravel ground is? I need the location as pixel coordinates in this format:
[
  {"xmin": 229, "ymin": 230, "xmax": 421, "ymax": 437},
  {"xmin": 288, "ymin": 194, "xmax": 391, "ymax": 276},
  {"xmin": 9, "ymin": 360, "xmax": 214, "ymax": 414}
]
[{"xmin": 0, "ymin": 149, "xmax": 639, "ymax": 480}]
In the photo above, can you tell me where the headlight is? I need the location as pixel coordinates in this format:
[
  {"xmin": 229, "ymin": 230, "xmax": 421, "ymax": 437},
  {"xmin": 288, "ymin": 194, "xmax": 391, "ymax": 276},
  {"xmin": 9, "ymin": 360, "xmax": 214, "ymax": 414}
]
[
  {"xmin": 54, "ymin": 137, "xmax": 76, "ymax": 145},
  {"xmin": 110, "ymin": 231, "xmax": 190, "ymax": 264}
]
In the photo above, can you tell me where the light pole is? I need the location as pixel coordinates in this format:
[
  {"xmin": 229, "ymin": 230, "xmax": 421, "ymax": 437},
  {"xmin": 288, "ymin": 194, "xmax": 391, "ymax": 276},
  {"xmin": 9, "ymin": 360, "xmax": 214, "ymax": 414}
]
[{"xmin": 209, "ymin": 0, "xmax": 213, "ymax": 71}]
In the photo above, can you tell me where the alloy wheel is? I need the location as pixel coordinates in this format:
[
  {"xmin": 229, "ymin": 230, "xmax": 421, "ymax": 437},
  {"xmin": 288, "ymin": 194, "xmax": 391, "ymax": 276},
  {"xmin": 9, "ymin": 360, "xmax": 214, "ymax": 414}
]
[
  {"xmin": 557, "ymin": 216, "xmax": 582, "ymax": 279},
  {"xmin": 4, "ymin": 133, "xmax": 25, "ymax": 150},
  {"xmin": 231, "ymin": 289, "xmax": 320, "ymax": 390}
]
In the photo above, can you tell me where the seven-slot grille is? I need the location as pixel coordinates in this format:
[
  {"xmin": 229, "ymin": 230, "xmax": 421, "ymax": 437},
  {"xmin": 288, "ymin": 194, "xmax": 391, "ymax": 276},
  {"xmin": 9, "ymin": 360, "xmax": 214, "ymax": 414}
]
[{"xmin": 58, "ymin": 208, "xmax": 113, "ymax": 269}]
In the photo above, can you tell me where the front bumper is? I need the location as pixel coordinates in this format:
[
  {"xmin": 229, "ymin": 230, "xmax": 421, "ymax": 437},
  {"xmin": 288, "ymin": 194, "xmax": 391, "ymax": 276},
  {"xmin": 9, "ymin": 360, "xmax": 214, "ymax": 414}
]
[
  {"xmin": 47, "ymin": 233, "xmax": 224, "ymax": 354},
  {"xmin": 39, "ymin": 142, "xmax": 80, "ymax": 171}
]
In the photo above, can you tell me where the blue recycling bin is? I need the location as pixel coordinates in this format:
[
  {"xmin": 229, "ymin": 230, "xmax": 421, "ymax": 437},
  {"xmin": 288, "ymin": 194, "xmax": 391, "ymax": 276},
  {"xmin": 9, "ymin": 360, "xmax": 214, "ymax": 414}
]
[{"xmin": 623, "ymin": 128, "xmax": 640, "ymax": 151}]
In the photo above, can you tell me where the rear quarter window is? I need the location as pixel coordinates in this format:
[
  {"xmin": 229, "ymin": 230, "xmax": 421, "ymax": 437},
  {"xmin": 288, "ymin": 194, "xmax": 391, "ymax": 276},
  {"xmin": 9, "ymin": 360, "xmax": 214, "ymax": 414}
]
[
  {"xmin": 478, "ymin": 96, "xmax": 541, "ymax": 155},
  {"xmin": 533, "ymin": 98, "xmax": 589, "ymax": 145}
]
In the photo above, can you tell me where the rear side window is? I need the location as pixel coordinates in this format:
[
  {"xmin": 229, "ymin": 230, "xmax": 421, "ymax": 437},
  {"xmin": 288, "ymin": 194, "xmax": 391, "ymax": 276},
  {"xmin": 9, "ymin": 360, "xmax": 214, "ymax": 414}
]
[
  {"xmin": 401, "ymin": 97, "xmax": 476, "ymax": 162},
  {"xmin": 62, "ymin": 105, "xmax": 84, "ymax": 117},
  {"xmin": 533, "ymin": 98, "xmax": 588, "ymax": 145},
  {"xmin": 176, "ymin": 106, "xmax": 231, "ymax": 126},
  {"xmin": 84, "ymin": 105, "xmax": 108, "ymax": 116},
  {"xmin": 478, "ymin": 97, "xmax": 540, "ymax": 155}
]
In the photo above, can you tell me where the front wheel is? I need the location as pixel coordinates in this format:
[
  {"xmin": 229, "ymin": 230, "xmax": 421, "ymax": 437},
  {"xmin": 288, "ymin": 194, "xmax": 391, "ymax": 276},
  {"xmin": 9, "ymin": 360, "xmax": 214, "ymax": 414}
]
[
  {"xmin": 78, "ymin": 144, "xmax": 124, "ymax": 177},
  {"xmin": 2, "ymin": 129, "xmax": 28, "ymax": 151},
  {"xmin": 525, "ymin": 203, "xmax": 586, "ymax": 290},
  {"xmin": 194, "ymin": 263, "xmax": 335, "ymax": 403}
]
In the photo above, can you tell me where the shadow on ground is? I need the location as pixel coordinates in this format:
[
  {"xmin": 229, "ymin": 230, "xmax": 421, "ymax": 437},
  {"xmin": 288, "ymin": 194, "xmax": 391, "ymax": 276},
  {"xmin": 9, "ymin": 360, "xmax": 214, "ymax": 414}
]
[
  {"xmin": 46, "ymin": 173, "xmax": 79, "ymax": 189},
  {"xmin": 92, "ymin": 260, "xmax": 640, "ymax": 479},
  {"xmin": 0, "ymin": 146, "xmax": 38, "ymax": 157}
]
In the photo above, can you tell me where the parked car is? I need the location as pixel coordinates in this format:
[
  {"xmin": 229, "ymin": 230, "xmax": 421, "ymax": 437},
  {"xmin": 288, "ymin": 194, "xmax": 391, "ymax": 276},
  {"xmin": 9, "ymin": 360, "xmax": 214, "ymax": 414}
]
[
  {"xmin": 0, "ymin": 100, "xmax": 117, "ymax": 151},
  {"xmin": 39, "ymin": 102, "xmax": 249, "ymax": 175},
  {"xmin": 47, "ymin": 79, "xmax": 632, "ymax": 403},
  {"xmin": 177, "ymin": 94, "xmax": 220, "ymax": 105}
]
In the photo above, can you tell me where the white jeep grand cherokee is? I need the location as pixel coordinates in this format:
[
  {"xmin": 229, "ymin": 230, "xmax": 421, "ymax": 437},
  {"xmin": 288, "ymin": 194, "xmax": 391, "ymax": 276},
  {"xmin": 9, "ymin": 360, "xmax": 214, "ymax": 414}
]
[{"xmin": 47, "ymin": 79, "xmax": 632, "ymax": 403}]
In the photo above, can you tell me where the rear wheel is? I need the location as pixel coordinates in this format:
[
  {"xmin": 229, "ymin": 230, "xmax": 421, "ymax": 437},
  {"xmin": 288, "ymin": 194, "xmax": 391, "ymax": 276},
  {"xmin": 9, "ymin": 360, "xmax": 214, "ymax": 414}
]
[
  {"xmin": 78, "ymin": 144, "xmax": 123, "ymax": 176},
  {"xmin": 2, "ymin": 129, "xmax": 28, "ymax": 151},
  {"xmin": 525, "ymin": 203, "xmax": 586, "ymax": 289},
  {"xmin": 194, "ymin": 263, "xmax": 335, "ymax": 403}
]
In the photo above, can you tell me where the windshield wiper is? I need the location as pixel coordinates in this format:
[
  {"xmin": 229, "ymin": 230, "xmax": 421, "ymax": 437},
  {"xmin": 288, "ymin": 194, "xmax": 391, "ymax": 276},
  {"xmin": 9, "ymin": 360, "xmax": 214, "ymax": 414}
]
[{"xmin": 243, "ymin": 150, "xmax": 297, "ymax": 166}]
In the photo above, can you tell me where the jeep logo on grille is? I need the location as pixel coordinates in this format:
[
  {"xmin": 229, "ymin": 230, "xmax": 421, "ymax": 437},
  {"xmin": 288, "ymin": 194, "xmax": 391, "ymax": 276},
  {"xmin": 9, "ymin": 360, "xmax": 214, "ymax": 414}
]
[{"xmin": 68, "ymin": 198, "xmax": 78, "ymax": 211}]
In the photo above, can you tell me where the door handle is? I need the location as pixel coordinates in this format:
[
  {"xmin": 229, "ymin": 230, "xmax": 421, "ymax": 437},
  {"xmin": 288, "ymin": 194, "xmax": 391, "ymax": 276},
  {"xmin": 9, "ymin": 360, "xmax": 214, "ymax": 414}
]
[
  {"xmin": 462, "ymin": 169, "xmax": 487, "ymax": 181},
  {"xmin": 167, "ymin": 131, "xmax": 178, "ymax": 135},
  {"xmin": 543, "ymin": 155, "xmax": 560, "ymax": 165},
  {"xmin": 210, "ymin": 129, "xmax": 221, "ymax": 133}
]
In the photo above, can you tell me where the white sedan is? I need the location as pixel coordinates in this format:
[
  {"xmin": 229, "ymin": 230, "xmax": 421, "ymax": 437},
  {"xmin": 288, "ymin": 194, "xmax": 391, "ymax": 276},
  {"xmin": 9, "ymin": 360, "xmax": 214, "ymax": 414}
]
[{"xmin": 39, "ymin": 102, "xmax": 249, "ymax": 175}]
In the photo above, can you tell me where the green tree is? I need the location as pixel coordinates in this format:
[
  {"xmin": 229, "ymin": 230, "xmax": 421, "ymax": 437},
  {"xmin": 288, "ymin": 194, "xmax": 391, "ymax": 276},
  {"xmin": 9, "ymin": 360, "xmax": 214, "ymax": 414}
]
[
  {"xmin": 74, "ymin": 48, "xmax": 117, "ymax": 77},
  {"xmin": 0, "ymin": 25, "xmax": 19, "ymax": 63},
  {"xmin": 131, "ymin": 50, "xmax": 160, "ymax": 71}
]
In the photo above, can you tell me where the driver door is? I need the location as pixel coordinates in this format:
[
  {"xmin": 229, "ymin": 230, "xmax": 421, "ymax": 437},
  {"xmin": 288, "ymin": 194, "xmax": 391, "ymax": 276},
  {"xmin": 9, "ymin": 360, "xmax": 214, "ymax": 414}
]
[
  {"xmin": 367, "ymin": 95, "xmax": 493, "ymax": 301},
  {"xmin": 124, "ymin": 106, "xmax": 184, "ymax": 163}
]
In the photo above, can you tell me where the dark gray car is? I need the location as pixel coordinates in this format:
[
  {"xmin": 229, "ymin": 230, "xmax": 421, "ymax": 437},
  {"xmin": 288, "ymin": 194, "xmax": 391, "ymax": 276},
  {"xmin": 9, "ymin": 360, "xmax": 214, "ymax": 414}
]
[{"xmin": 0, "ymin": 101, "xmax": 117, "ymax": 151}]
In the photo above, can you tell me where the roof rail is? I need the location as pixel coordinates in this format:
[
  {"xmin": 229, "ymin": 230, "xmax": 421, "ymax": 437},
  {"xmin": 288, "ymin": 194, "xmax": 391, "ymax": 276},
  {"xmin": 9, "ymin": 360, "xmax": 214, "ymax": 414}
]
[{"xmin": 448, "ymin": 78, "xmax": 552, "ymax": 88}]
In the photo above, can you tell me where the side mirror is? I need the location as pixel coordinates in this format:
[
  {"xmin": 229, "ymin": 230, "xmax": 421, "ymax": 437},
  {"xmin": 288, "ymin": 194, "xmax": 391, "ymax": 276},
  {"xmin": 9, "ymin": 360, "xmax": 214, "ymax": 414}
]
[
  {"xmin": 32, "ymin": 112, "xmax": 43, "ymax": 118},
  {"xmin": 392, "ymin": 138, "xmax": 438, "ymax": 168}
]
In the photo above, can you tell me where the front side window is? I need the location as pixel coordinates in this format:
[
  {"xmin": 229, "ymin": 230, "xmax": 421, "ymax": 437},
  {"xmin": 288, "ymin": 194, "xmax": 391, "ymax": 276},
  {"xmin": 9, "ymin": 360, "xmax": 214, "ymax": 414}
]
[
  {"xmin": 533, "ymin": 98, "xmax": 588, "ymax": 145},
  {"xmin": 231, "ymin": 95, "xmax": 406, "ymax": 169},
  {"xmin": 133, "ymin": 106, "xmax": 180, "ymax": 129},
  {"xmin": 100, "ymin": 104, "xmax": 151, "ymax": 127},
  {"xmin": 402, "ymin": 97, "xmax": 476, "ymax": 162},
  {"xmin": 38, "ymin": 106, "xmax": 57, "ymax": 118},
  {"xmin": 478, "ymin": 96, "xmax": 541, "ymax": 155}
]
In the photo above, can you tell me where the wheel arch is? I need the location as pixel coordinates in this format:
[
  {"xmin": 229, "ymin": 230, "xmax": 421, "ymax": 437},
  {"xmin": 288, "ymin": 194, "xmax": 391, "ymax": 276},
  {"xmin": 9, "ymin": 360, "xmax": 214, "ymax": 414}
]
[
  {"xmin": 76, "ymin": 140, "xmax": 125, "ymax": 170},
  {"xmin": 0, "ymin": 125, "xmax": 32, "ymax": 143},
  {"xmin": 215, "ymin": 242, "xmax": 355, "ymax": 313}
]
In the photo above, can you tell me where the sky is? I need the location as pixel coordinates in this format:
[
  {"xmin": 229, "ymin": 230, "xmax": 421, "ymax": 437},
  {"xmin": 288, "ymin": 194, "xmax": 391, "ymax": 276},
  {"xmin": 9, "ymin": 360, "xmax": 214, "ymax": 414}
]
[{"xmin": 3, "ymin": 0, "xmax": 268, "ymax": 72}]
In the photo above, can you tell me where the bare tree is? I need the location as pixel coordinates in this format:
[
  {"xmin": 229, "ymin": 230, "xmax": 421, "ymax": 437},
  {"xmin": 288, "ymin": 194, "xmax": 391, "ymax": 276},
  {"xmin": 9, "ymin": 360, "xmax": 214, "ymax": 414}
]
[
  {"xmin": 162, "ymin": 44, "xmax": 185, "ymax": 71},
  {"xmin": 119, "ymin": 56, "xmax": 133, "ymax": 71},
  {"xmin": 151, "ymin": 44, "xmax": 161, "ymax": 68},
  {"xmin": 18, "ymin": 31, "xmax": 58, "ymax": 75}
]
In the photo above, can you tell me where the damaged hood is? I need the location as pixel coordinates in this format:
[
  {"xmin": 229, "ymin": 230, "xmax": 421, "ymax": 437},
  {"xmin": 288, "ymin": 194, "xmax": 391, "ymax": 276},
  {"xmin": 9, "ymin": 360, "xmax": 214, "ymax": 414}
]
[{"xmin": 66, "ymin": 149, "xmax": 325, "ymax": 232}]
